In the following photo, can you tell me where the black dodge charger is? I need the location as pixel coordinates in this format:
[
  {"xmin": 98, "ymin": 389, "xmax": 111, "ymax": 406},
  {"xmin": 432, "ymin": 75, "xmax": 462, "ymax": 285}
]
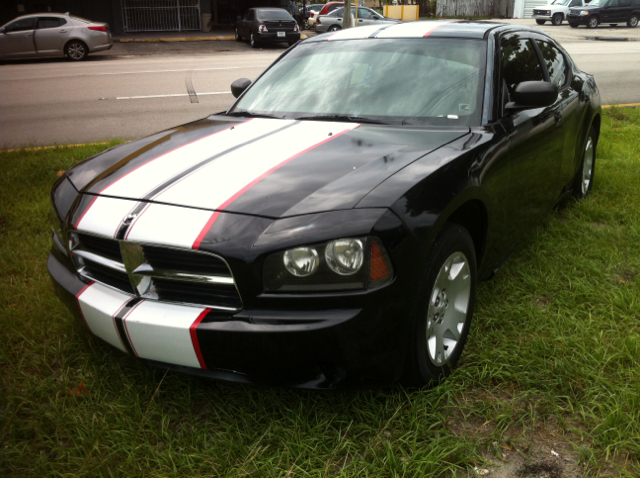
[{"xmin": 49, "ymin": 21, "xmax": 601, "ymax": 388}]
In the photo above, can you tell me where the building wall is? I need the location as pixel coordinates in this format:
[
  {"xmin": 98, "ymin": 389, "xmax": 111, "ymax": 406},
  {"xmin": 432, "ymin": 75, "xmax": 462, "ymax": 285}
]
[{"xmin": 436, "ymin": 0, "xmax": 514, "ymax": 18}]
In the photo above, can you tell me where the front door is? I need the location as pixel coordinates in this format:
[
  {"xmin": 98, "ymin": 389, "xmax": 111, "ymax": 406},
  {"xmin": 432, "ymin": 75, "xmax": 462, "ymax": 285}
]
[
  {"xmin": 0, "ymin": 17, "xmax": 36, "ymax": 58},
  {"xmin": 34, "ymin": 16, "xmax": 71, "ymax": 56}
]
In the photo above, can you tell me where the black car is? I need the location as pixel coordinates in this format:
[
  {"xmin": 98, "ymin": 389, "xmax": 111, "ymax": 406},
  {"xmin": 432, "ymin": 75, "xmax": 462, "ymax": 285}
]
[
  {"xmin": 235, "ymin": 8, "xmax": 301, "ymax": 47},
  {"xmin": 568, "ymin": 0, "xmax": 640, "ymax": 27},
  {"xmin": 48, "ymin": 21, "xmax": 600, "ymax": 389}
]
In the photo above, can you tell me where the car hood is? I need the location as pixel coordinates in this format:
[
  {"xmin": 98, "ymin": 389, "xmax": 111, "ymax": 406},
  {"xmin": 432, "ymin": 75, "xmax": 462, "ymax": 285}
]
[{"xmin": 66, "ymin": 116, "xmax": 468, "ymax": 219}]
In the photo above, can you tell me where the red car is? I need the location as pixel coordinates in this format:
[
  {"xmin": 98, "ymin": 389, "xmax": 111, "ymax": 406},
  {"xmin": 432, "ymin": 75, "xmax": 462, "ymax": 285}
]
[{"xmin": 316, "ymin": 2, "xmax": 346, "ymax": 16}]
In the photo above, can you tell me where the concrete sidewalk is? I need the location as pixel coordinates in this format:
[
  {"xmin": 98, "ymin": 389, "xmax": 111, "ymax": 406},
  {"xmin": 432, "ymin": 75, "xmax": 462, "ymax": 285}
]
[{"xmin": 112, "ymin": 28, "xmax": 237, "ymax": 43}]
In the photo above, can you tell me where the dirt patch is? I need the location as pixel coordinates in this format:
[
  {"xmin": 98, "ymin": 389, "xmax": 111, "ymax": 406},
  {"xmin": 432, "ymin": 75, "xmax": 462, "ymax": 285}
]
[
  {"xmin": 608, "ymin": 108, "xmax": 630, "ymax": 123},
  {"xmin": 530, "ymin": 295, "xmax": 551, "ymax": 310},
  {"xmin": 516, "ymin": 458, "xmax": 564, "ymax": 477}
]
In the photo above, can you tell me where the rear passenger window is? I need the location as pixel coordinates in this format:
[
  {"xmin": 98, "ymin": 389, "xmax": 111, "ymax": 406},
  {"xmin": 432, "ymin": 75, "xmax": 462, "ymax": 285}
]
[
  {"xmin": 535, "ymin": 40, "xmax": 568, "ymax": 88},
  {"xmin": 501, "ymin": 36, "xmax": 545, "ymax": 98},
  {"xmin": 37, "ymin": 17, "xmax": 66, "ymax": 29}
]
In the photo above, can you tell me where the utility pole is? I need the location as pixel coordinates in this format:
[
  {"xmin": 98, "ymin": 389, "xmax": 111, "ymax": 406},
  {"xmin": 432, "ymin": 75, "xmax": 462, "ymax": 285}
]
[{"xmin": 344, "ymin": 0, "xmax": 352, "ymax": 28}]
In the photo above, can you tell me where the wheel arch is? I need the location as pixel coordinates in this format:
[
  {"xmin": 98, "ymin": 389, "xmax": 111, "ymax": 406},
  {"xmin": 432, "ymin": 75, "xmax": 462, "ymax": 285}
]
[
  {"xmin": 441, "ymin": 199, "xmax": 488, "ymax": 270},
  {"xmin": 64, "ymin": 38, "xmax": 90, "ymax": 53}
]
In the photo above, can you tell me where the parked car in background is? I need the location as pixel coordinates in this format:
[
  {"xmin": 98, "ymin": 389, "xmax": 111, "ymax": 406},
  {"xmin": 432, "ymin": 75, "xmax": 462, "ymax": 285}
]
[
  {"xmin": 0, "ymin": 12, "xmax": 112, "ymax": 61},
  {"xmin": 48, "ymin": 21, "xmax": 601, "ymax": 389},
  {"xmin": 316, "ymin": 2, "xmax": 347, "ymax": 16},
  {"xmin": 235, "ymin": 8, "xmax": 301, "ymax": 48},
  {"xmin": 567, "ymin": 0, "xmax": 640, "ymax": 28},
  {"xmin": 532, "ymin": 0, "xmax": 588, "ymax": 25},
  {"xmin": 315, "ymin": 6, "xmax": 401, "ymax": 33}
]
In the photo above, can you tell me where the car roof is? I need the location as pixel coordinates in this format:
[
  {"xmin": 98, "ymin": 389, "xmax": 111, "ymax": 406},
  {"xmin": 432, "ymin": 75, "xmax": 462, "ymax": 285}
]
[
  {"xmin": 7, "ymin": 12, "xmax": 70, "ymax": 20},
  {"xmin": 307, "ymin": 20, "xmax": 545, "ymax": 41}
]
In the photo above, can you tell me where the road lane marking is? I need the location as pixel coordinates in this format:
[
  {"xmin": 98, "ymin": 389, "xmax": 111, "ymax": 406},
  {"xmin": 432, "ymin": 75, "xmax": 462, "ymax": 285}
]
[
  {"xmin": 86, "ymin": 66, "xmax": 247, "ymax": 76},
  {"xmin": 116, "ymin": 91, "xmax": 231, "ymax": 100}
]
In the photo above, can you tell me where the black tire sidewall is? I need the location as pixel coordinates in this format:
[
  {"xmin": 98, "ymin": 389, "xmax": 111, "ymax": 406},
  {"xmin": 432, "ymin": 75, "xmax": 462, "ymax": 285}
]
[
  {"xmin": 588, "ymin": 16, "xmax": 599, "ymax": 28},
  {"xmin": 536, "ymin": 19, "xmax": 546, "ymax": 25},
  {"xmin": 402, "ymin": 223, "xmax": 477, "ymax": 388},
  {"xmin": 553, "ymin": 13, "xmax": 563, "ymax": 25},
  {"xmin": 629, "ymin": 15, "xmax": 639, "ymax": 27}
]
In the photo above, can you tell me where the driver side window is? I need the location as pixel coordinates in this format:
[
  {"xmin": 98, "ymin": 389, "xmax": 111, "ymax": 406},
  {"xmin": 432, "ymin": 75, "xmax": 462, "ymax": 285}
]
[
  {"xmin": 5, "ymin": 17, "xmax": 36, "ymax": 33},
  {"xmin": 500, "ymin": 36, "xmax": 545, "ymax": 106}
]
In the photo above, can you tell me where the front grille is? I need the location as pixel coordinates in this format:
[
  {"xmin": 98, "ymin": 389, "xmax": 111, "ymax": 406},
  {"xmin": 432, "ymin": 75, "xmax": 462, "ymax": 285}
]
[
  {"xmin": 143, "ymin": 245, "xmax": 229, "ymax": 276},
  {"xmin": 70, "ymin": 232, "xmax": 241, "ymax": 311}
]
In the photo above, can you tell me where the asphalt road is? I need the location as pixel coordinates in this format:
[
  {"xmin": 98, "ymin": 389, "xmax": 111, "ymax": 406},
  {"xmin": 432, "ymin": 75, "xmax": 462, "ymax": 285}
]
[{"xmin": 0, "ymin": 33, "xmax": 639, "ymax": 148}]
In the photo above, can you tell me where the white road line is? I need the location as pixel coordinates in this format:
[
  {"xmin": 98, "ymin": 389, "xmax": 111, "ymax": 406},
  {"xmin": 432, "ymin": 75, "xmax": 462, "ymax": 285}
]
[
  {"xmin": 86, "ymin": 66, "xmax": 249, "ymax": 76},
  {"xmin": 116, "ymin": 91, "xmax": 231, "ymax": 100}
]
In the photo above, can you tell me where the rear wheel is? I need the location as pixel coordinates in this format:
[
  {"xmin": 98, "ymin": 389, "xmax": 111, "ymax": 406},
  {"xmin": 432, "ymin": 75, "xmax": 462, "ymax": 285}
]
[
  {"xmin": 402, "ymin": 224, "xmax": 477, "ymax": 388},
  {"xmin": 552, "ymin": 13, "xmax": 563, "ymax": 25},
  {"xmin": 573, "ymin": 126, "xmax": 597, "ymax": 199},
  {"xmin": 628, "ymin": 14, "xmax": 639, "ymax": 27},
  {"xmin": 235, "ymin": 28, "xmax": 242, "ymax": 41},
  {"xmin": 587, "ymin": 15, "xmax": 599, "ymax": 28},
  {"xmin": 328, "ymin": 24, "xmax": 341, "ymax": 31},
  {"xmin": 569, "ymin": 21, "xmax": 579, "ymax": 28},
  {"xmin": 65, "ymin": 40, "xmax": 87, "ymax": 61},
  {"xmin": 250, "ymin": 32, "xmax": 259, "ymax": 48},
  {"xmin": 536, "ymin": 19, "xmax": 546, "ymax": 25}
]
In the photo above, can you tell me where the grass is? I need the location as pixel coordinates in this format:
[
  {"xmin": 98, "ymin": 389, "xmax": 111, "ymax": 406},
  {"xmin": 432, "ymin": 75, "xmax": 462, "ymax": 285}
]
[{"xmin": 1, "ymin": 110, "xmax": 639, "ymax": 476}]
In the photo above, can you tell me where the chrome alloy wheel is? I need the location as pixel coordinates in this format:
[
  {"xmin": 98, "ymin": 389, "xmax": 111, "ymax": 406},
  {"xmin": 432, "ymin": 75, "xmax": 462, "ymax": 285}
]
[
  {"xmin": 67, "ymin": 42, "xmax": 86, "ymax": 60},
  {"xmin": 581, "ymin": 136, "xmax": 594, "ymax": 195},
  {"xmin": 426, "ymin": 251, "xmax": 471, "ymax": 367}
]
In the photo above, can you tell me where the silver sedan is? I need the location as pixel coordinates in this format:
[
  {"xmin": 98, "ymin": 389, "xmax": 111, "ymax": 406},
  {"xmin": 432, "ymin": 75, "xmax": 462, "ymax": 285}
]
[
  {"xmin": 0, "ymin": 13, "xmax": 113, "ymax": 61},
  {"xmin": 315, "ymin": 7, "xmax": 402, "ymax": 33}
]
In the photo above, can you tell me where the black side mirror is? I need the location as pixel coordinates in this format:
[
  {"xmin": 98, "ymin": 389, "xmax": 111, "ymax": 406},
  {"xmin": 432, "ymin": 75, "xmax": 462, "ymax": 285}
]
[
  {"xmin": 231, "ymin": 78, "xmax": 251, "ymax": 98},
  {"xmin": 506, "ymin": 81, "xmax": 558, "ymax": 110}
]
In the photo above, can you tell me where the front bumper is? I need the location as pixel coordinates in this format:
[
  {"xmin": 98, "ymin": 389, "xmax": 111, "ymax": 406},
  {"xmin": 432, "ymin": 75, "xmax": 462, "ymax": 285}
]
[
  {"xmin": 532, "ymin": 14, "xmax": 552, "ymax": 21},
  {"xmin": 255, "ymin": 32, "xmax": 301, "ymax": 43},
  {"xmin": 567, "ymin": 14, "xmax": 589, "ymax": 25},
  {"xmin": 48, "ymin": 230, "xmax": 414, "ymax": 388}
]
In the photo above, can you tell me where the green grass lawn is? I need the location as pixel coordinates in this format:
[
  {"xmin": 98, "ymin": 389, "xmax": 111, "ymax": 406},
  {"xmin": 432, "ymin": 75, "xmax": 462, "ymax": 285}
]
[{"xmin": 1, "ymin": 110, "xmax": 639, "ymax": 477}]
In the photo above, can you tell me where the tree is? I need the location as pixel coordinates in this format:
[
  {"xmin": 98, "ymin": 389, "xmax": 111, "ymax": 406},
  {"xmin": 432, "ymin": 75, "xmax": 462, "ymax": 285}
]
[{"xmin": 344, "ymin": 0, "xmax": 352, "ymax": 28}]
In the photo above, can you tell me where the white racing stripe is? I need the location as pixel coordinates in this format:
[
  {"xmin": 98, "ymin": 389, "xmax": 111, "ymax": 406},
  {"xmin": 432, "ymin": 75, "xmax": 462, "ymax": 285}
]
[
  {"xmin": 77, "ymin": 283, "xmax": 130, "ymax": 353},
  {"xmin": 374, "ymin": 21, "xmax": 457, "ymax": 38},
  {"xmin": 123, "ymin": 300, "xmax": 206, "ymax": 369},
  {"xmin": 151, "ymin": 120, "xmax": 357, "ymax": 211},
  {"xmin": 76, "ymin": 196, "xmax": 139, "ymax": 237},
  {"xmin": 326, "ymin": 25, "xmax": 385, "ymax": 41},
  {"xmin": 101, "ymin": 119, "xmax": 292, "ymax": 200},
  {"xmin": 116, "ymin": 91, "xmax": 231, "ymax": 100}
]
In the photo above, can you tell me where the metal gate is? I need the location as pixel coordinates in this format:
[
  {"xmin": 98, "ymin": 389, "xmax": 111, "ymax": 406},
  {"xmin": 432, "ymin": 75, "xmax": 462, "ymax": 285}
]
[
  {"xmin": 523, "ymin": 0, "xmax": 548, "ymax": 17},
  {"xmin": 122, "ymin": 0, "xmax": 201, "ymax": 33}
]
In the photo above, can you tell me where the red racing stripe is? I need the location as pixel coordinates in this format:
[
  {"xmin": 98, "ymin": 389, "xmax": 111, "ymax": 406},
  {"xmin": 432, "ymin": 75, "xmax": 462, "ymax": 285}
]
[
  {"xmin": 423, "ymin": 20, "xmax": 459, "ymax": 38},
  {"xmin": 74, "ymin": 122, "xmax": 246, "ymax": 230},
  {"xmin": 190, "ymin": 308, "xmax": 211, "ymax": 369},
  {"xmin": 75, "ymin": 281, "xmax": 95, "ymax": 331},
  {"xmin": 191, "ymin": 126, "xmax": 358, "ymax": 249}
]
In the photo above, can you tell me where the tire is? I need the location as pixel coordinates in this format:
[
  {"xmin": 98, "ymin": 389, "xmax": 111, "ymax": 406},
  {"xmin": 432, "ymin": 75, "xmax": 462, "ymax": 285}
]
[
  {"xmin": 328, "ymin": 25, "xmax": 341, "ymax": 31},
  {"xmin": 65, "ymin": 40, "xmax": 88, "ymax": 61},
  {"xmin": 587, "ymin": 16, "xmax": 599, "ymax": 28},
  {"xmin": 572, "ymin": 126, "xmax": 597, "ymax": 199},
  {"xmin": 250, "ymin": 32, "xmax": 259, "ymax": 48},
  {"xmin": 536, "ymin": 19, "xmax": 546, "ymax": 25},
  {"xmin": 402, "ymin": 223, "xmax": 477, "ymax": 388},
  {"xmin": 304, "ymin": 20, "xmax": 310, "ymax": 30},
  {"xmin": 609, "ymin": 24, "xmax": 618, "ymax": 26},
  {"xmin": 235, "ymin": 28, "xmax": 242, "ymax": 41},
  {"xmin": 552, "ymin": 13, "xmax": 563, "ymax": 26},
  {"xmin": 628, "ymin": 14, "xmax": 639, "ymax": 27},
  {"xmin": 569, "ymin": 21, "xmax": 579, "ymax": 28}
]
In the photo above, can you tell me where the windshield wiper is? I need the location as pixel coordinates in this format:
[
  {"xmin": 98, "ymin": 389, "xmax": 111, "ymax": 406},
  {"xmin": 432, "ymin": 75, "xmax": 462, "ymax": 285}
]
[
  {"xmin": 295, "ymin": 115, "xmax": 387, "ymax": 125},
  {"xmin": 226, "ymin": 111, "xmax": 285, "ymax": 120}
]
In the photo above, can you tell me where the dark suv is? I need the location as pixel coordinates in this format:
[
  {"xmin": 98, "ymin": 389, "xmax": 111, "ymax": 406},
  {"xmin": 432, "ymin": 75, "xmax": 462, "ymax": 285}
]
[{"xmin": 568, "ymin": 0, "xmax": 640, "ymax": 28}]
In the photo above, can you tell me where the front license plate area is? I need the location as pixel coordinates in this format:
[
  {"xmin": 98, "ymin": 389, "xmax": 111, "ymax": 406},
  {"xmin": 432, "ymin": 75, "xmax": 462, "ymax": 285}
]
[{"xmin": 277, "ymin": 31, "xmax": 285, "ymax": 37}]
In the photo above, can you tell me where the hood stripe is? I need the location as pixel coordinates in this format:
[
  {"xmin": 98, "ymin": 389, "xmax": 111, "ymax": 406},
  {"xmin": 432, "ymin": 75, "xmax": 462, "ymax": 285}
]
[
  {"xmin": 192, "ymin": 125, "xmax": 358, "ymax": 250},
  {"xmin": 118, "ymin": 121, "xmax": 298, "ymax": 240}
]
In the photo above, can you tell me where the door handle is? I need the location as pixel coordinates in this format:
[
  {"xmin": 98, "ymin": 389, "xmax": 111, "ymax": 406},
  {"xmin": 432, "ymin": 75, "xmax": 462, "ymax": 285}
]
[
  {"xmin": 59, "ymin": 30, "xmax": 68, "ymax": 33},
  {"xmin": 554, "ymin": 111, "xmax": 563, "ymax": 125}
]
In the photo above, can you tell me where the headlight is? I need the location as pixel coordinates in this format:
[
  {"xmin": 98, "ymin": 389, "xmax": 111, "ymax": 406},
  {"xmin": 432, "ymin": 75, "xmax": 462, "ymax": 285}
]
[
  {"xmin": 580, "ymin": 10, "xmax": 589, "ymax": 15},
  {"xmin": 263, "ymin": 236, "xmax": 393, "ymax": 292}
]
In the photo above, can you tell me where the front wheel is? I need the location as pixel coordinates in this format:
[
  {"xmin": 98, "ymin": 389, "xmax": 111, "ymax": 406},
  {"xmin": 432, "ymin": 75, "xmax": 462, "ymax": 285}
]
[
  {"xmin": 552, "ymin": 13, "xmax": 563, "ymax": 25},
  {"xmin": 569, "ymin": 21, "xmax": 579, "ymax": 28},
  {"xmin": 65, "ymin": 40, "xmax": 87, "ymax": 61},
  {"xmin": 250, "ymin": 32, "xmax": 259, "ymax": 48},
  {"xmin": 628, "ymin": 14, "xmax": 639, "ymax": 27},
  {"xmin": 536, "ymin": 19, "xmax": 546, "ymax": 25},
  {"xmin": 235, "ymin": 28, "xmax": 242, "ymax": 41},
  {"xmin": 573, "ymin": 126, "xmax": 597, "ymax": 199},
  {"xmin": 328, "ymin": 25, "xmax": 341, "ymax": 31},
  {"xmin": 402, "ymin": 223, "xmax": 477, "ymax": 388},
  {"xmin": 587, "ymin": 16, "xmax": 599, "ymax": 28}
]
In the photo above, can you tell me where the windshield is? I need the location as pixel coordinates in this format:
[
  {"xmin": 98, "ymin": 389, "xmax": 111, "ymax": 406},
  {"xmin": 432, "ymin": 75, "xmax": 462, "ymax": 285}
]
[
  {"xmin": 583, "ymin": 0, "xmax": 605, "ymax": 5},
  {"xmin": 256, "ymin": 9, "xmax": 292, "ymax": 20},
  {"xmin": 551, "ymin": 0, "xmax": 571, "ymax": 5},
  {"xmin": 231, "ymin": 39, "xmax": 486, "ymax": 126}
]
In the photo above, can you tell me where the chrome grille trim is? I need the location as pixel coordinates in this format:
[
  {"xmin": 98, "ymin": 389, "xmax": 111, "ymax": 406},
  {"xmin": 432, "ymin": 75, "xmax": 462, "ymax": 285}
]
[{"xmin": 68, "ymin": 231, "xmax": 242, "ymax": 312}]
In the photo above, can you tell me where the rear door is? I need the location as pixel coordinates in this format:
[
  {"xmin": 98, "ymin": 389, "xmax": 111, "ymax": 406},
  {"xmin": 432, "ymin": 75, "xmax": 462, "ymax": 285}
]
[
  {"xmin": 0, "ymin": 17, "xmax": 36, "ymax": 58},
  {"xmin": 34, "ymin": 16, "xmax": 71, "ymax": 56},
  {"xmin": 601, "ymin": 0, "xmax": 620, "ymax": 22},
  {"xmin": 616, "ymin": 0, "xmax": 634, "ymax": 21}
]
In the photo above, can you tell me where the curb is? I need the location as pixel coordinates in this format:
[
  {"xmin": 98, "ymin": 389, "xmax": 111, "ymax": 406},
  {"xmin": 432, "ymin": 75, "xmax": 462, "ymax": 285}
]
[
  {"xmin": 603, "ymin": 103, "xmax": 640, "ymax": 109},
  {"xmin": 115, "ymin": 34, "xmax": 307, "ymax": 43}
]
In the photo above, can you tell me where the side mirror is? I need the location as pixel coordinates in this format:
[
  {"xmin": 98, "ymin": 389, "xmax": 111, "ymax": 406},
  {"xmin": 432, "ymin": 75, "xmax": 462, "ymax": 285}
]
[
  {"xmin": 231, "ymin": 78, "xmax": 251, "ymax": 98},
  {"xmin": 506, "ymin": 81, "xmax": 558, "ymax": 110}
]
